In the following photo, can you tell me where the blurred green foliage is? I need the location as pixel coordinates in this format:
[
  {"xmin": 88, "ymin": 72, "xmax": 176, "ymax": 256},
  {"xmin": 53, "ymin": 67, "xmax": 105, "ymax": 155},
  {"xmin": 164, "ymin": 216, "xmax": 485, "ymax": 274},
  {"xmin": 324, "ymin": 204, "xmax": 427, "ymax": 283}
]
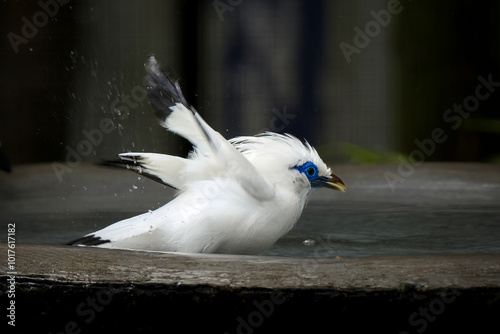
[{"xmin": 338, "ymin": 143, "xmax": 403, "ymax": 163}]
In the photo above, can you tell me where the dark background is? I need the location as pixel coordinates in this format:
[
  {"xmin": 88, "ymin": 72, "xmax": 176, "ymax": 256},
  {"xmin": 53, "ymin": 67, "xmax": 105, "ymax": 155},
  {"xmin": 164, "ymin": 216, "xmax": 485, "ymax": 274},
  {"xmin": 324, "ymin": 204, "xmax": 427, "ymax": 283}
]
[{"xmin": 1, "ymin": 0, "xmax": 499, "ymax": 168}]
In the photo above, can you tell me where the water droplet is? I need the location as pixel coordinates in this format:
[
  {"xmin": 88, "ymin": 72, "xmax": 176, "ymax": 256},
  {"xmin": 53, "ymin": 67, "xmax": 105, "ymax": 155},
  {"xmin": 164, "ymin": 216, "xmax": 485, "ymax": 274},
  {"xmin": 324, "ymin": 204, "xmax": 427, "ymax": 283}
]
[
  {"xmin": 303, "ymin": 239, "xmax": 316, "ymax": 247},
  {"xmin": 132, "ymin": 185, "xmax": 137, "ymax": 189}
]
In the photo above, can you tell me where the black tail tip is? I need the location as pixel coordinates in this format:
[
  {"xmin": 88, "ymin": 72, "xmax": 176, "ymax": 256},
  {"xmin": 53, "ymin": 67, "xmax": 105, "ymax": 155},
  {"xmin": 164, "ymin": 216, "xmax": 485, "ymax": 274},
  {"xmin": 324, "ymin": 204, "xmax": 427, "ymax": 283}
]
[{"xmin": 67, "ymin": 234, "xmax": 111, "ymax": 246}]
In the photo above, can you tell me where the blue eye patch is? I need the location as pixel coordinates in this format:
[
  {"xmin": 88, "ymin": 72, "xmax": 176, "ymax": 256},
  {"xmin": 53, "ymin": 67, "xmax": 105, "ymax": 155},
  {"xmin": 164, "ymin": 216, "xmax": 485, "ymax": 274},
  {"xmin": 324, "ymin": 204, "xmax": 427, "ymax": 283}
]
[{"xmin": 294, "ymin": 162, "xmax": 319, "ymax": 182}]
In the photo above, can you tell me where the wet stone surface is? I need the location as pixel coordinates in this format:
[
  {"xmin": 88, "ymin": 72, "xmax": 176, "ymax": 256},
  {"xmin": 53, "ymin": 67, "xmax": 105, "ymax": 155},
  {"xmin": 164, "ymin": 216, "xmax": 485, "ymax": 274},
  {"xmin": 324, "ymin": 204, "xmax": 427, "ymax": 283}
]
[{"xmin": 0, "ymin": 244, "xmax": 499, "ymax": 333}]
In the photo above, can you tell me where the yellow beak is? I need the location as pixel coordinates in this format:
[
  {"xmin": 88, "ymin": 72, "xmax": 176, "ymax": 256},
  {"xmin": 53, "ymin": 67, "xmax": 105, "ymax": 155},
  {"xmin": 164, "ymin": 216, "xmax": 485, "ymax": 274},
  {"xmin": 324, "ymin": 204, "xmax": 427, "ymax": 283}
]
[{"xmin": 325, "ymin": 173, "xmax": 346, "ymax": 192}]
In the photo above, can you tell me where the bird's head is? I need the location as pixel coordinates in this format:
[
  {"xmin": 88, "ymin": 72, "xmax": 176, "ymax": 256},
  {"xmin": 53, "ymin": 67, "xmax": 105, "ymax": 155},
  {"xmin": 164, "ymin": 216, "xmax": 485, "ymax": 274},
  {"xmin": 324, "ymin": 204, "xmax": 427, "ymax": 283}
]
[
  {"xmin": 230, "ymin": 133, "xmax": 346, "ymax": 197},
  {"xmin": 293, "ymin": 160, "xmax": 346, "ymax": 192}
]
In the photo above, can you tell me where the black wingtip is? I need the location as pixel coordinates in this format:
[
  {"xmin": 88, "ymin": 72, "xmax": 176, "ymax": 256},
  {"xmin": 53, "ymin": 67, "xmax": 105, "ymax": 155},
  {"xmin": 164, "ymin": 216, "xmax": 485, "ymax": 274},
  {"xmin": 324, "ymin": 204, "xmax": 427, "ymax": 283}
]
[
  {"xmin": 67, "ymin": 234, "xmax": 111, "ymax": 246},
  {"xmin": 98, "ymin": 159, "xmax": 124, "ymax": 169},
  {"xmin": 144, "ymin": 56, "xmax": 194, "ymax": 125},
  {"xmin": 97, "ymin": 157, "xmax": 177, "ymax": 189}
]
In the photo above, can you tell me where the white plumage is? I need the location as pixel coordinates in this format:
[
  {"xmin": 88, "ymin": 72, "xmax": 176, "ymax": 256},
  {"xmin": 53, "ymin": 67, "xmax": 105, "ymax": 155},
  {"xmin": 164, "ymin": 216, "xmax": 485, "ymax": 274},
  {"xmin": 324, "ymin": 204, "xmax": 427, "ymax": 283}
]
[{"xmin": 69, "ymin": 56, "xmax": 345, "ymax": 255}]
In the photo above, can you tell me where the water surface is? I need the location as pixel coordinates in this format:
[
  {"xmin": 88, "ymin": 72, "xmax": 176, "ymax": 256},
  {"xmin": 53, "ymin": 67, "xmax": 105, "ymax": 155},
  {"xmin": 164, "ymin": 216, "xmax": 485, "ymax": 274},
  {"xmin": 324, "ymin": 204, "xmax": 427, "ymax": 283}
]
[{"xmin": 2, "ymin": 163, "xmax": 499, "ymax": 258}]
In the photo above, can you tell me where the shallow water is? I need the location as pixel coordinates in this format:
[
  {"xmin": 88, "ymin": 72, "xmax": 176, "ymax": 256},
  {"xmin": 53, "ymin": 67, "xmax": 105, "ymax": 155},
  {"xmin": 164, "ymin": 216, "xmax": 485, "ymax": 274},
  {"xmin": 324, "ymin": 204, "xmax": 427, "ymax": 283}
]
[
  {"xmin": 2, "ymin": 163, "xmax": 500, "ymax": 258},
  {"xmin": 9, "ymin": 200, "xmax": 500, "ymax": 258},
  {"xmin": 263, "ymin": 202, "xmax": 500, "ymax": 258}
]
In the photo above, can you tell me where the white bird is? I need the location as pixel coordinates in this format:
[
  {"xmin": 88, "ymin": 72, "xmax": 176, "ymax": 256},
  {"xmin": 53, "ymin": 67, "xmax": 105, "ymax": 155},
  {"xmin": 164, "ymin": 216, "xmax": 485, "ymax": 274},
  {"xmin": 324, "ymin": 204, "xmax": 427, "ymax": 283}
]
[{"xmin": 69, "ymin": 56, "xmax": 346, "ymax": 255}]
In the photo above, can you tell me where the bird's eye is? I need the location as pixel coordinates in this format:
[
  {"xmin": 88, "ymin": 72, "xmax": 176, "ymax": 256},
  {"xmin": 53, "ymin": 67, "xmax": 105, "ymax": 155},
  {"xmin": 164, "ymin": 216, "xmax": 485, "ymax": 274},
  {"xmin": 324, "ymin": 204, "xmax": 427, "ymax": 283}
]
[{"xmin": 293, "ymin": 162, "xmax": 319, "ymax": 182}]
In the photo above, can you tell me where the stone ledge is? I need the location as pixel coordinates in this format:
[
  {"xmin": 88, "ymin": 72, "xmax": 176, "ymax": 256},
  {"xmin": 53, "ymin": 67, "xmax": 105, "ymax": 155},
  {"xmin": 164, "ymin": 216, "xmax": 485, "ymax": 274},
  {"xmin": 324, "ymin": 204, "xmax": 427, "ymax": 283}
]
[
  {"xmin": 2, "ymin": 244, "xmax": 500, "ymax": 290},
  {"xmin": 1, "ymin": 244, "xmax": 499, "ymax": 333}
]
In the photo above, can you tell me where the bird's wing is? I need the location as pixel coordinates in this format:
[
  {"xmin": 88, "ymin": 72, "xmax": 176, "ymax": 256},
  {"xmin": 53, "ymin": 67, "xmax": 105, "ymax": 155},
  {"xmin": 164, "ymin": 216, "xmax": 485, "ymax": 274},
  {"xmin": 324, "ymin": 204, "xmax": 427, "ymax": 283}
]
[
  {"xmin": 109, "ymin": 153, "xmax": 188, "ymax": 189},
  {"xmin": 145, "ymin": 56, "xmax": 275, "ymax": 201}
]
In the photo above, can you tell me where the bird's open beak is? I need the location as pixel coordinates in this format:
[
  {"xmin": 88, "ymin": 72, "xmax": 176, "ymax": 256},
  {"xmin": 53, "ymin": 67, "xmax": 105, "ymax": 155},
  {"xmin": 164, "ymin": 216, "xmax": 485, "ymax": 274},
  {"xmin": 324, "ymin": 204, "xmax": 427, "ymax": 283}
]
[{"xmin": 324, "ymin": 173, "xmax": 346, "ymax": 192}]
